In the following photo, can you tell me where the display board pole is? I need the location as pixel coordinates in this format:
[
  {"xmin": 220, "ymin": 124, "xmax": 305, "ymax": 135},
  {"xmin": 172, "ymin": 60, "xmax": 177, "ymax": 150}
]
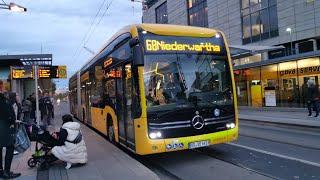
[{"xmin": 34, "ymin": 65, "xmax": 40, "ymax": 125}]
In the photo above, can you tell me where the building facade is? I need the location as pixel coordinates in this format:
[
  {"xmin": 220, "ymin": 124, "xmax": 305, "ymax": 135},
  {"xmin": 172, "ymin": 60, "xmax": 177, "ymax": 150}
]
[{"xmin": 142, "ymin": 0, "xmax": 320, "ymax": 108}]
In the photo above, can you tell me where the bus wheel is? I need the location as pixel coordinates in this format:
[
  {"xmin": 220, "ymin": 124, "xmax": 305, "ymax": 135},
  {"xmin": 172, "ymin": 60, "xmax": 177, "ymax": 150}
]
[{"xmin": 108, "ymin": 125, "xmax": 115, "ymax": 143}]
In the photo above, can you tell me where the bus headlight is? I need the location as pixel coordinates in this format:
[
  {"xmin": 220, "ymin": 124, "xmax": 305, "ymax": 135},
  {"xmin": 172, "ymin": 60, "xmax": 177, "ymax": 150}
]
[
  {"xmin": 226, "ymin": 123, "xmax": 235, "ymax": 129},
  {"xmin": 156, "ymin": 132, "xmax": 162, "ymax": 138},
  {"xmin": 149, "ymin": 131, "xmax": 162, "ymax": 139}
]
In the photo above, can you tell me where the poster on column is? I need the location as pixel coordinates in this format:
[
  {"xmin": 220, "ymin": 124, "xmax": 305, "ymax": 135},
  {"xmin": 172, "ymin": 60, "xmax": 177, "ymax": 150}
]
[{"xmin": 265, "ymin": 88, "xmax": 276, "ymax": 107}]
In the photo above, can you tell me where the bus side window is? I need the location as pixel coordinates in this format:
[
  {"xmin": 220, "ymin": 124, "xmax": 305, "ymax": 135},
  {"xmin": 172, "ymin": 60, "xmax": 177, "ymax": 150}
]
[{"xmin": 104, "ymin": 70, "xmax": 116, "ymax": 109}]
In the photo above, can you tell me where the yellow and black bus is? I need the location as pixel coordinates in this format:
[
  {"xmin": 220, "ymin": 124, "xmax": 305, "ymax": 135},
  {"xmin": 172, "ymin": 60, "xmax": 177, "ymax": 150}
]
[{"xmin": 69, "ymin": 24, "xmax": 238, "ymax": 155}]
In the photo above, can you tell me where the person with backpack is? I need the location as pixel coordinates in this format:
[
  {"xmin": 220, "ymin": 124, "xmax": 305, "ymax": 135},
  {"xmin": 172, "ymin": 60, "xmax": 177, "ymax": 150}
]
[{"xmin": 51, "ymin": 114, "xmax": 88, "ymax": 169}]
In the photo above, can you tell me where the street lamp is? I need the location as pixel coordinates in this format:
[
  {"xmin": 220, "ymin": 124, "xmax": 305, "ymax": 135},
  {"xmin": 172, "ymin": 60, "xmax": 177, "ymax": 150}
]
[
  {"xmin": 286, "ymin": 27, "xmax": 293, "ymax": 55},
  {"xmin": 0, "ymin": 2, "xmax": 27, "ymax": 12}
]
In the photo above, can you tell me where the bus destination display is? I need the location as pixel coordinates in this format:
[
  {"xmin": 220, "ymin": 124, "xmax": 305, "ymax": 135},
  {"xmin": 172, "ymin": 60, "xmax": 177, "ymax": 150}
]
[{"xmin": 143, "ymin": 35, "xmax": 224, "ymax": 54}]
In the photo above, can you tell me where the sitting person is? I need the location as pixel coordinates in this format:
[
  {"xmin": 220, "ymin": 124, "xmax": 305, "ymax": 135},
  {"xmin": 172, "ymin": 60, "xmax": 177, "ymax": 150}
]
[{"xmin": 51, "ymin": 114, "xmax": 88, "ymax": 169}]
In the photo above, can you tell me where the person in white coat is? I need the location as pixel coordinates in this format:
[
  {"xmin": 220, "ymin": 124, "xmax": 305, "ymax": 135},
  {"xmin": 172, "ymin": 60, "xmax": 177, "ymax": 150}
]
[{"xmin": 51, "ymin": 114, "xmax": 88, "ymax": 169}]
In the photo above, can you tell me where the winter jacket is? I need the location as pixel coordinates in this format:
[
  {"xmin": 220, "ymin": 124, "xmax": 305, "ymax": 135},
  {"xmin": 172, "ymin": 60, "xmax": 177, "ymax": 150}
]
[
  {"xmin": 51, "ymin": 122, "xmax": 88, "ymax": 164},
  {"xmin": 0, "ymin": 93, "xmax": 16, "ymax": 147},
  {"xmin": 306, "ymin": 85, "xmax": 320, "ymax": 101}
]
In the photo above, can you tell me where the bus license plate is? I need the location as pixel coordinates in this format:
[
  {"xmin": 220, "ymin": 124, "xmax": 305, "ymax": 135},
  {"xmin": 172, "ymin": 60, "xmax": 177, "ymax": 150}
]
[{"xmin": 188, "ymin": 140, "xmax": 209, "ymax": 149}]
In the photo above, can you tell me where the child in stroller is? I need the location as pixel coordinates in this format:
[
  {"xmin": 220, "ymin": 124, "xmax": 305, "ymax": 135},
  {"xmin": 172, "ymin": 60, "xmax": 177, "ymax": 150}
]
[
  {"xmin": 26, "ymin": 124, "xmax": 60, "ymax": 169},
  {"xmin": 26, "ymin": 114, "xmax": 88, "ymax": 170}
]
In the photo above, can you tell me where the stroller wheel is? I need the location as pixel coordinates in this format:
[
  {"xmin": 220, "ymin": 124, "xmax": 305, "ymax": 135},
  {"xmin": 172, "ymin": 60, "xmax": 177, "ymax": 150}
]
[{"xmin": 28, "ymin": 158, "xmax": 37, "ymax": 168}]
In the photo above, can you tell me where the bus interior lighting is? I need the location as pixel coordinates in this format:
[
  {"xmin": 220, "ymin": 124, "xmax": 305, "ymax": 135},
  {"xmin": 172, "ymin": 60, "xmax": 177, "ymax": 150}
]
[
  {"xmin": 142, "ymin": 30, "xmax": 148, "ymax": 34},
  {"xmin": 215, "ymin": 33, "xmax": 221, "ymax": 38}
]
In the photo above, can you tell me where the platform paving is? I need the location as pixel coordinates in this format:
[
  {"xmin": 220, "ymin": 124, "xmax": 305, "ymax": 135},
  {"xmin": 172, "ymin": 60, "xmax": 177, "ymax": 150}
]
[
  {"xmin": 239, "ymin": 106, "xmax": 320, "ymax": 128},
  {"xmin": 38, "ymin": 102, "xmax": 158, "ymax": 180},
  {"xmin": 7, "ymin": 102, "xmax": 159, "ymax": 180},
  {"xmin": 38, "ymin": 121, "xmax": 159, "ymax": 180}
]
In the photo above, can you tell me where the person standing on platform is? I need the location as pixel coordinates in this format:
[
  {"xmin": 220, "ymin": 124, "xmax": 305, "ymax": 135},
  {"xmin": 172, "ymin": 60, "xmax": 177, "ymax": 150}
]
[
  {"xmin": 22, "ymin": 97, "xmax": 32, "ymax": 124},
  {"xmin": 29, "ymin": 93, "xmax": 36, "ymax": 123},
  {"xmin": 307, "ymin": 79, "xmax": 320, "ymax": 117},
  {"xmin": 40, "ymin": 92, "xmax": 54, "ymax": 127},
  {"xmin": 0, "ymin": 84, "xmax": 21, "ymax": 179},
  {"xmin": 8, "ymin": 93, "xmax": 22, "ymax": 155}
]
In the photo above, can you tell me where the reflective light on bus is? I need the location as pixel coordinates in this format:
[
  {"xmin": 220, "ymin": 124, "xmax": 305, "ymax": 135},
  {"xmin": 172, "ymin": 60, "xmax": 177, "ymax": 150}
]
[
  {"xmin": 215, "ymin": 33, "xmax": 221, "ymax": 38},
  {"xmin": 142, "ymin": 30, "xmax": 148, "ymax": 34},
  {"xmin": 214, "ymin": 108, "xmax": 220, "ymax": 117}
]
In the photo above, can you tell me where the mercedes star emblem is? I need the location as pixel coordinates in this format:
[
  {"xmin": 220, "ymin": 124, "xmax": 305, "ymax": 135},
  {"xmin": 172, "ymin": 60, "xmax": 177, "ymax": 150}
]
[{"xmin": 192, "ymin": 114, "xmax": 205, "ymax": 130}]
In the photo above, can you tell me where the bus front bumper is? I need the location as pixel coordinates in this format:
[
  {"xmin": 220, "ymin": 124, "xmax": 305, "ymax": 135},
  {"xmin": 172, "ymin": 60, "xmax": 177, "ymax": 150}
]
[{"xmin": 136, "ymin": 127, "xmax": 238, "ymax": 155}]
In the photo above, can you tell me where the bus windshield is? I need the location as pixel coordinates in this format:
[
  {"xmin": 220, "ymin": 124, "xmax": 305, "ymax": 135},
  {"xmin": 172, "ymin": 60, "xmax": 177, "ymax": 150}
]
[{"xmin": 143, "ymin": 53, "xmax": 233, "ymax": 113}]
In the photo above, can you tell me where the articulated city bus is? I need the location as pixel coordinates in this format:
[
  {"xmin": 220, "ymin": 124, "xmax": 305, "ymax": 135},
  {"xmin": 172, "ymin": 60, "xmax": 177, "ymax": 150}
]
[{"xmin": 69, "ymin": 24, "xmax": 238, "ymax": 155}]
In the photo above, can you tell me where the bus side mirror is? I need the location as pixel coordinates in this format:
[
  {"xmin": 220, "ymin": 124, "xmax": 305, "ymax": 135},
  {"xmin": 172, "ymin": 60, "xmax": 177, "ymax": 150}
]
[
  {"xmin": 129, "ymin": 37, "xmax": 140, "ymax": 47},
  {"xmin": 131, "ymin": 38, "xmax": 144, "ymax": 66}
]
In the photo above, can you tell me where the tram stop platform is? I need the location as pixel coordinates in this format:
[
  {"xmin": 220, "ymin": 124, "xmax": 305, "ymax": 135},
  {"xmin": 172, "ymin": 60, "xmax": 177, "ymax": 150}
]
[
  {"xmin": 37, "ymin": 122, "xmax": 159, "ymax": 180},
  {"xmin": 9, "ymin": 102, "xmax": 159, "ymax": 180},
  {"xmin": 239, "ymin": 106, "xmax": 320, "ymax": 128}
]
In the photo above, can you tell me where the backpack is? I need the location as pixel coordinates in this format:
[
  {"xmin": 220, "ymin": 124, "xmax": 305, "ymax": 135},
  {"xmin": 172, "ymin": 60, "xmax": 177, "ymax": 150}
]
[{"xmin": 66, "ymin": 131, "xmax": 83, "ymax": 144}]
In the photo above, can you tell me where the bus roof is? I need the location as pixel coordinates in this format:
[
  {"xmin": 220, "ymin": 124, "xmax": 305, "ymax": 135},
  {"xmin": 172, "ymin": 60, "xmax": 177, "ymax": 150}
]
[
  {"xmin": 140, "ymin": 23, "xmax": 219, "ymax": 37},
  {"xmin": 71, "ymin": 24, "xmax": 221, "ymax": 78}
]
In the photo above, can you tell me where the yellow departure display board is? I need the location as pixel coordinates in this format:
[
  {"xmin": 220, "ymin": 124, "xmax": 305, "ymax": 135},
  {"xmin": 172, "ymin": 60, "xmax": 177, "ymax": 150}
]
[
  {"xmin": 39, "ymin": 67, "xmax": 51, "ymax": 78},
  {"xmin": 38, "ymin": 66, "xmax": 67, "ymax": 79},
  {"xmin": 11, "ymin": 65, "xmax": 67, "ymax": 79},
  {"xmin": 11, "ymin": 66, "xmax": 33, "ymax": 79}
]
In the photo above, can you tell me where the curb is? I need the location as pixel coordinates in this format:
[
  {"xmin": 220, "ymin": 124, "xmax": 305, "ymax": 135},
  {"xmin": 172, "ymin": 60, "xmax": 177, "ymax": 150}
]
[{"xmin": 240, "ymin": 118, "xmax": 320, "ymax": 129}]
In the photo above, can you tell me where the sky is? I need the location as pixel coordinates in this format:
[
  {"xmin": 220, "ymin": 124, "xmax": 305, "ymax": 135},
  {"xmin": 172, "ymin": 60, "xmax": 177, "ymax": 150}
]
[{"xmin": 0, "ymin": 0, "xmax": 142, "ymax": 90}]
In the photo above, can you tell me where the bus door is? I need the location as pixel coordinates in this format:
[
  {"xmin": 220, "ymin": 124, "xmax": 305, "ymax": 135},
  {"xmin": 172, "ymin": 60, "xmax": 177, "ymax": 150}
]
[
  {"xmin": 116, "ymin": 63, "xmax": 135, "ymax": 150},
  {"xmin": 124, "ymin": 63, "xmax": 135, "ymax": 149},
  {"xmin": 84, "ymin": 80, "xmax": 92, "ymax": 125},
  {"xmin": 116, "ymin": 66, "xmax": 126, "ymax": 145}
]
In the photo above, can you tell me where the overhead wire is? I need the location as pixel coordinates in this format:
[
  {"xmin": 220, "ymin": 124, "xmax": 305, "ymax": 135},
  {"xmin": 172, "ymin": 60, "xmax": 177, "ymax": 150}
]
[
  {"xmin": 71, "ymin": 0, "xmax": 108, "ymax": 62},
  {"xmin": 83, "ymin": 0, "xmax": 114, "ymax": 46}
]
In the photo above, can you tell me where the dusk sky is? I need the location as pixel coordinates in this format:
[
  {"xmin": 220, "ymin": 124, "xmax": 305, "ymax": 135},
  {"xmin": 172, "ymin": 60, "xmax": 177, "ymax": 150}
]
[{"xmin": 0, "ymin": 0, "xmax": 142, "ymax": 90}]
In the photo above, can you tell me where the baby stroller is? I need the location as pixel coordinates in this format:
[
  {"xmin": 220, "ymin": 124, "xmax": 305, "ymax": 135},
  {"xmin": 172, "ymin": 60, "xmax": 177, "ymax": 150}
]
[{"xmin": 25, "ymin": 123, "xmax": 57, "ymax": 169}]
